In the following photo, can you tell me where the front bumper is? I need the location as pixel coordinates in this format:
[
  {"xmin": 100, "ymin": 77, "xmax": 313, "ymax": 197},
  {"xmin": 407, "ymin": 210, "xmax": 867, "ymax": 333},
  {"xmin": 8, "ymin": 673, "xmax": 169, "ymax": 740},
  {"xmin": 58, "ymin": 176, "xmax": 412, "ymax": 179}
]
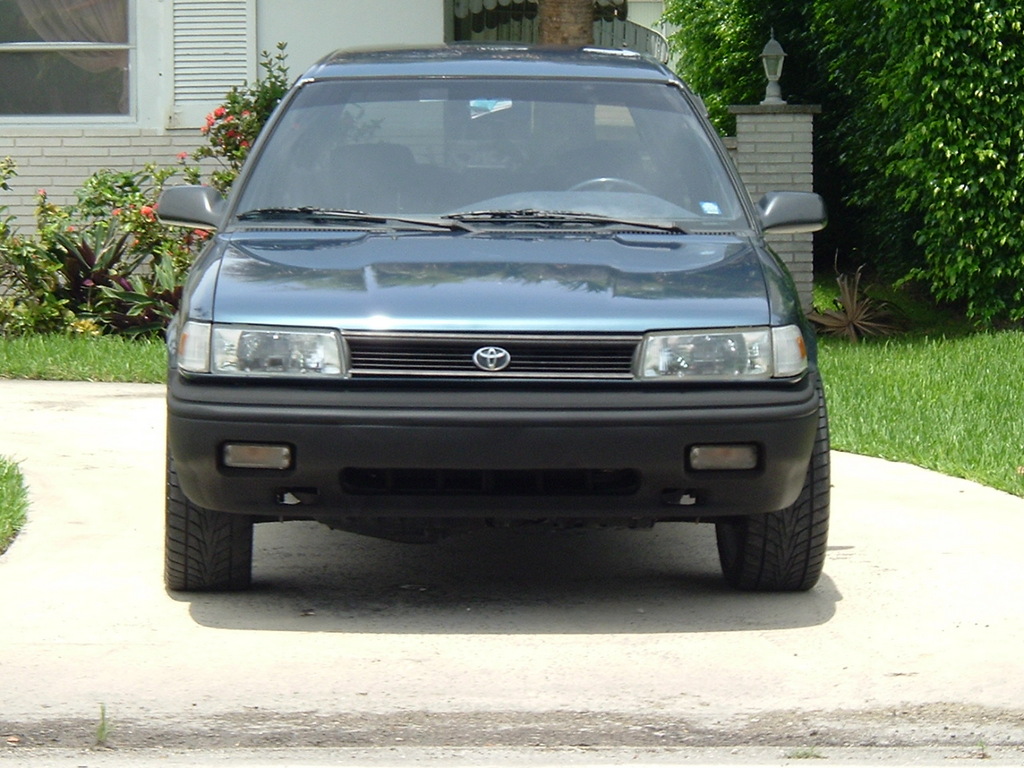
[{"xmin": 167, "ymin": 371, "xmax": 821, "ymax": 520}]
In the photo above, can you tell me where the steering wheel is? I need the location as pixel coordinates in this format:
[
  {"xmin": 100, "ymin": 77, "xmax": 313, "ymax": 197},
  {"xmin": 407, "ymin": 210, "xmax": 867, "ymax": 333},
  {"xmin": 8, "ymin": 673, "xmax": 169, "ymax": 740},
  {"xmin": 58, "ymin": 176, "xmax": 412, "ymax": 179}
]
[{"xmin": 568, "ymin": 177, "xmax": 650, "ymax": 194}]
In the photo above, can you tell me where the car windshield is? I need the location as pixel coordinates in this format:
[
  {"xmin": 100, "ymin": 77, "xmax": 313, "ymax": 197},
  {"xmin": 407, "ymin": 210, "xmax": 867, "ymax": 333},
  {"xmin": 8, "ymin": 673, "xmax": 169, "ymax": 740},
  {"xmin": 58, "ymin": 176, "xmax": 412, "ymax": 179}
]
[{"xmin": 233, "ymin": 77, "xmax": 748, "ymax": 231}]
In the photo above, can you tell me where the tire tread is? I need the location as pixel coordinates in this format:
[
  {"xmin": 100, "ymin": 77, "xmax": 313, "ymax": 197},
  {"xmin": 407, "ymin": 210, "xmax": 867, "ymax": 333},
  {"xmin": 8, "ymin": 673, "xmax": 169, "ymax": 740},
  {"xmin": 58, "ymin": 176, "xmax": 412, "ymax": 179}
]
[
  {"xmin": 716, "ymin": 380, "xmax": 830, "ymax": 591},
  {"xmin": 165, "ymin": 458, "xmax": 253, "ymax": 591}
]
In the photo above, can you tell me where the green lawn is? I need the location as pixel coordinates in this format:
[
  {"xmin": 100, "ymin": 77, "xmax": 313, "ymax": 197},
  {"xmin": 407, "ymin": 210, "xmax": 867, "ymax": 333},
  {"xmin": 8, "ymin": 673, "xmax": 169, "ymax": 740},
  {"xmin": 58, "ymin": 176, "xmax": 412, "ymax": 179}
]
[
  {"xmin": 0, "ymin": 333, "xmax": 166, "ymax": 383},
  {"xmin": 818, "ymin": 332, "xmax": 1024, "ymax": 497}
]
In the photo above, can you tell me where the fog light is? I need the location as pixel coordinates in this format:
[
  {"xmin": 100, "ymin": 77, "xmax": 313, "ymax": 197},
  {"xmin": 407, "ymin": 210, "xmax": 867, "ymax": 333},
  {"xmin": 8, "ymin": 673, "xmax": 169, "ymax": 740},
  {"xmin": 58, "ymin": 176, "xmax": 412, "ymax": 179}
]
[
  {"xmin": 689, "ymin": 444, "xmax": 759, "ymax": 471},
  {"xmin": 223, "ymin": 443, "xmax": 293, "ymax": 470}
]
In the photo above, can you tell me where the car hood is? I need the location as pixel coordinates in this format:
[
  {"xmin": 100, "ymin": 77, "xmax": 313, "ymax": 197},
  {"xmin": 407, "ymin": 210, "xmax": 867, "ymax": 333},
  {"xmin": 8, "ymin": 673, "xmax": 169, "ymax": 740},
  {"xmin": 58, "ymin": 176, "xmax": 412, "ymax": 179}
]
[{"xmin": 204, "ymin": 229, "xmax": 772, "ymax": 333}]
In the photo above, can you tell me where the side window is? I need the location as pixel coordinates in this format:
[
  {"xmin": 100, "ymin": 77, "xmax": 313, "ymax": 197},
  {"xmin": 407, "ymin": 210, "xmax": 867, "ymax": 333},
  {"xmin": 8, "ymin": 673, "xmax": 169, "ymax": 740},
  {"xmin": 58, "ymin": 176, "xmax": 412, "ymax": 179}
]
[{"xmin": 0, "ymin": 0, "xmax": 130, "ymax": 115}]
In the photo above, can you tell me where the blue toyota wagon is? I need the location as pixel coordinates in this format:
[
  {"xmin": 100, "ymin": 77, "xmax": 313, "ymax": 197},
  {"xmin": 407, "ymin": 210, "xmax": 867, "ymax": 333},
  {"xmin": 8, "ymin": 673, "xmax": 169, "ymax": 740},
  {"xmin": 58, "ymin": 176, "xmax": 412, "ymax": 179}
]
[{"xmin": 158, "ymin": 45, "xmax": 829, "ymax": 592}]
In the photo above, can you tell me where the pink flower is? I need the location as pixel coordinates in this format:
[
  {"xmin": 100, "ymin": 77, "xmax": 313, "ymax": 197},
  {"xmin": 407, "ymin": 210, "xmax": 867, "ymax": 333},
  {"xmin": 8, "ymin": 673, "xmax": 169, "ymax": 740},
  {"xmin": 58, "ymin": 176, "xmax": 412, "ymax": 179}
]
[
  {"xmin": 213, "ymin": 106, "xmax": 227, "ymax": 118},
  {"xmin": 112, "ymin": 207, "xmax": 122, "ymax": 216},
  {"xmin": 140, "ymin": 205, "xmax": 155, "ymax": 219},
  {"xmin": 177, "ymin": 151, "xmax": 189, "ymax": 161}
]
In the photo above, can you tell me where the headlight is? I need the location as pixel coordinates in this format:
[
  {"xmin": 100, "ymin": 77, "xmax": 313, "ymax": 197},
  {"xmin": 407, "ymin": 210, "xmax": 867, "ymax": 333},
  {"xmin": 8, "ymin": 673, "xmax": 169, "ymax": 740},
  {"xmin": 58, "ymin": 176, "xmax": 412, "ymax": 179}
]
[
  {"xmin": 639, "ymin": 325, "xmax": 806, "ymax": 380},
  {"xmin": 178, "ymin": 321, "xmax": 344, "ymax": 377}
]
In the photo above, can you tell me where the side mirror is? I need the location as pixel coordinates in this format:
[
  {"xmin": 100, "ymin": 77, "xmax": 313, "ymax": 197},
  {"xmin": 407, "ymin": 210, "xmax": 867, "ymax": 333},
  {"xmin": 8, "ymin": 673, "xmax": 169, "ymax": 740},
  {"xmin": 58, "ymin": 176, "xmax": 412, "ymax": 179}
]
[
  {"xmin": 757, "ymin": 191, "xmax": 827, "ymax": 234},
  {"xmin": 157, "ymin": 185, "xmax": 226, "ymax": 230}
]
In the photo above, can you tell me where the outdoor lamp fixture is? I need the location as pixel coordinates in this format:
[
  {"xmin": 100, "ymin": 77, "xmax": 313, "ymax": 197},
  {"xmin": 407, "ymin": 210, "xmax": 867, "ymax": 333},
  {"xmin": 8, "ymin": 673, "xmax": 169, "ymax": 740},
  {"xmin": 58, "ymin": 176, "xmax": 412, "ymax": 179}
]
[{"xmin": 760, "ymin": 30, "xmax": 787, "ymax": 105}]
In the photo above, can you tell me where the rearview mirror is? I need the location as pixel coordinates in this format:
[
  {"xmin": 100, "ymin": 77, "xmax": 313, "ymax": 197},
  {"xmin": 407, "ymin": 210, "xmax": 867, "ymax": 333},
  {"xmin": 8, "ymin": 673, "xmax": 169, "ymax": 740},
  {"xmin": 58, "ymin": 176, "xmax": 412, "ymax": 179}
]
[
  {"xmin": 157, "ymin": 185, "xmax": 226, "ymax": 230},
  {"xmin": 757, "ymin": 191, "xmax": 827, "ymax": 234}
]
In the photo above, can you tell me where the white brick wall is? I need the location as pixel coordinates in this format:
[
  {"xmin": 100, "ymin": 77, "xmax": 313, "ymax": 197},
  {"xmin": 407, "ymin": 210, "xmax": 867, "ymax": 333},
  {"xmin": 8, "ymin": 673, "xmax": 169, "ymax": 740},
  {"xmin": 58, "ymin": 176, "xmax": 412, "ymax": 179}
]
[
  {"xmin": 729, "ymin": 104, "xmax": 821, "ymax": 311},
  {"xmin": 1, "ymin": 129, "xmax": 205, "ymax": 228}
]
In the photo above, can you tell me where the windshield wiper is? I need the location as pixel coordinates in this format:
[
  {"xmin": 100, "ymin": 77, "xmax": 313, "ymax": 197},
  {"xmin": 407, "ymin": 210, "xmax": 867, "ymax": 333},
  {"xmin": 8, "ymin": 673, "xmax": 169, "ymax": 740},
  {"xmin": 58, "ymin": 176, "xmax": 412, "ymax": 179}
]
[
  {"xmin": 445, "ymin": 209, "xmax": 688, "ymax": 233},
  {"xmin": 237, "ymin": 207, "xmax": 474, "ymax": 231}
]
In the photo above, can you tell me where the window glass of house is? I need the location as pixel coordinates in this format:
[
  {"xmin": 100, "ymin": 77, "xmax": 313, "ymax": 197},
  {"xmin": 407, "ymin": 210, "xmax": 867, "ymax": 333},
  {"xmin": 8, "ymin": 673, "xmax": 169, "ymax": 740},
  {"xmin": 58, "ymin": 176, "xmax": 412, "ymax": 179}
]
[{"xmin": 0, "ymin": 0, "xmax": 129, "ymax": 116}]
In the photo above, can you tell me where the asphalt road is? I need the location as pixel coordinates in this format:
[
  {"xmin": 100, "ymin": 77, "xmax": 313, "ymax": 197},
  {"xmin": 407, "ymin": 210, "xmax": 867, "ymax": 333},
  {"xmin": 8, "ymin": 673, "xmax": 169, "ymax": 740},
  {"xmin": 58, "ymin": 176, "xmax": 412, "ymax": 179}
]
[{"xmin": 1, "ymin": 380, "xmax": 1023, "ymax": 765}]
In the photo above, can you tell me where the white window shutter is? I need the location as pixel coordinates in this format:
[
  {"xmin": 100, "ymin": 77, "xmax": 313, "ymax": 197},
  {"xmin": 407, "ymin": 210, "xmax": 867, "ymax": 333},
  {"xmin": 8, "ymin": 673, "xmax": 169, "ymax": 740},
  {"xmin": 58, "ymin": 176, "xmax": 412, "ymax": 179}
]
[{"xmin": 169, "ymin": 0, "xmax": 256, "ymax": 128}]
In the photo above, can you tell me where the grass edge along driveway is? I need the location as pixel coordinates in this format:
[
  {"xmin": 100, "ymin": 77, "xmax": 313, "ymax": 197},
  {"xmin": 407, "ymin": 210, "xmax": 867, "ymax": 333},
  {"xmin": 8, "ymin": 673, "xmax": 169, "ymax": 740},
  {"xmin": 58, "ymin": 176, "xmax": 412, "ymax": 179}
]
[{"xmin": 0, "ymin": 455, "xmax": 27, "ymax": 556}]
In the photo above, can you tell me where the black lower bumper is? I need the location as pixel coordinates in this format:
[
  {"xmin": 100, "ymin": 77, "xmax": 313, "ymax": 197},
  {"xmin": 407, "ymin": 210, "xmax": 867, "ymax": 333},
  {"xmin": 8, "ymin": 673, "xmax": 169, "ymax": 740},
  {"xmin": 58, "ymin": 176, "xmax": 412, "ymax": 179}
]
[{"xmin": 167, "ymin": 372, "xmax": 822, "ymax": 520}]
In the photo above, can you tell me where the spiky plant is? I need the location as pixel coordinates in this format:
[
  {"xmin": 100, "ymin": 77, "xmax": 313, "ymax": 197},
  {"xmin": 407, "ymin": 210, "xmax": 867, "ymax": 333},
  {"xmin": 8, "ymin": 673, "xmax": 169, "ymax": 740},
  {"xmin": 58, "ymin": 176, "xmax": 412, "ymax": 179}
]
[{"xmin": 808, "ymin": 267, "xmax": 898, "ymax": 342}]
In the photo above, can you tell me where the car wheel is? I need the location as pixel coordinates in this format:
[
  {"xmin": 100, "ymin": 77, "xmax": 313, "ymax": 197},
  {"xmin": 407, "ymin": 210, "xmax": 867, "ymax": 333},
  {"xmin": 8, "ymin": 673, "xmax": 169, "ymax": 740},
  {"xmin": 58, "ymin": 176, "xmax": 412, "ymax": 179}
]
[
  {"xmin": 715, "ymin": 381, "xmax": 830, "ymax": 591},
  {"xmin": 165, "ymin": 456, "xmax": 253, "ymax": 591}
]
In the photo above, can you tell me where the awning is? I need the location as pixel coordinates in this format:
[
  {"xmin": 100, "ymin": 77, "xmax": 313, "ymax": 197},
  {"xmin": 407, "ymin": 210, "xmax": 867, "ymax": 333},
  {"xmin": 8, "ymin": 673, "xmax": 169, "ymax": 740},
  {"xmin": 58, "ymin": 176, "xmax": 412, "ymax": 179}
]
[{"xmin": 452, "ymin": 0, "xmax": 627, "ymax": 21}]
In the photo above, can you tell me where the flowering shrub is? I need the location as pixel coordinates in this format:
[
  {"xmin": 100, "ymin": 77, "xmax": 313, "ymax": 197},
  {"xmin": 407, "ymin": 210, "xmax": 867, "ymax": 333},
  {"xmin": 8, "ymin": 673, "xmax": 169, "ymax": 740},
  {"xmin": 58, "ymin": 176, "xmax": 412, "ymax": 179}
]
[
  {"xmin": 0, "ymin": 158, "xmax": 67, "ymax": 334},
  {"xmin": 0, "ymin": 161, "xmax": 207, "ymax": 336},
  {"xmin": 182, "ymin": 43, "xmax": 290, "ymax": 193}
]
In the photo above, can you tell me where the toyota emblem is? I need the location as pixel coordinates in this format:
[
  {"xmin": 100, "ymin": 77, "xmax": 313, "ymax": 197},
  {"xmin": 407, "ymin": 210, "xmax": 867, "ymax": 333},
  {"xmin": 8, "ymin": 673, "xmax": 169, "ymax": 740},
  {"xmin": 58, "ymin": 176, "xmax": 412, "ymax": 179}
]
[{"xmin": 473, "ymin": 346, "xmax": 511, "ymax": 372}]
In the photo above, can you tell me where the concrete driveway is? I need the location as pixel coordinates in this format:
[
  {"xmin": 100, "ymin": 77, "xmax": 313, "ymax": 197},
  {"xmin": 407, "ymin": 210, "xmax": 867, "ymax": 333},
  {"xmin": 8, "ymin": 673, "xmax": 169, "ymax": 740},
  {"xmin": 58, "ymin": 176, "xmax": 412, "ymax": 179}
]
[{"xmin": 1, "ymin": 379, "xmax": 1024, "ymax": 763}]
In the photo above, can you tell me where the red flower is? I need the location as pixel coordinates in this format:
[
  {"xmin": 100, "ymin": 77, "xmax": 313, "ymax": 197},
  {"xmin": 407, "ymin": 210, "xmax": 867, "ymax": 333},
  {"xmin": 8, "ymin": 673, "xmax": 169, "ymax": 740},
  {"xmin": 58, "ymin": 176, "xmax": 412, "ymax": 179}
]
[
  {"xmin": 213, "ymin": 106, "xmax": 227, "ymax": 118},
  {"xmin": 140, "ymin": 205, "xmax": 155, "ymax": 220}
]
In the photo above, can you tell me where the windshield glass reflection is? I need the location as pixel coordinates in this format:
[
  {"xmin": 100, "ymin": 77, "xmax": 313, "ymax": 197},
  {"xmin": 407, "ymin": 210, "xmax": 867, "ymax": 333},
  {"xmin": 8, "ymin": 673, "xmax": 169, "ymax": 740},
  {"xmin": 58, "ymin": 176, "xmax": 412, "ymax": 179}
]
[{"xmin": 234, "ymin": 78, "xmax": 747, "ymax": 230}]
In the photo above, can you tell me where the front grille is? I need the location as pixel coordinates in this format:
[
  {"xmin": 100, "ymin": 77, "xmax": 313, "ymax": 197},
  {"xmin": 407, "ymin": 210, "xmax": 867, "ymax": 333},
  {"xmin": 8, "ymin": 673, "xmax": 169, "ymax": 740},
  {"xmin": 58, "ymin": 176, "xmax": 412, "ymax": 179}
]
[
  {"xmin": 342, "ymin": 467, "xmax": 641, "ymax": 496},
  {"xmin": 345, "ymin": 332, "xmax": 640, "ymax": 379}
]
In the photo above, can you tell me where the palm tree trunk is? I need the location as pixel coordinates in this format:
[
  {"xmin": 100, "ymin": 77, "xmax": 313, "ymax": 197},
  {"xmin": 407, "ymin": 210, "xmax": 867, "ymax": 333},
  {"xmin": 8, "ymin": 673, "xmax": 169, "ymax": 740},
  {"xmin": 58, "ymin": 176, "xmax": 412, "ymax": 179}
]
[{"xmin": 537, "ymin": 0, "xmax": 594, "ymax": 45}]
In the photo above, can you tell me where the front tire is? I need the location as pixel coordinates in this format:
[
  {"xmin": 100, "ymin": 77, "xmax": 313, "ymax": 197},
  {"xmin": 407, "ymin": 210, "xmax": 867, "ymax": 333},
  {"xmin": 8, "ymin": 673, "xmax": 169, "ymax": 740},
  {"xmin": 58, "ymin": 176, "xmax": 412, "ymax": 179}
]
[
  {"xmin": 165, "ymin": 457, "xmax": 254, "ymax": 591},
  {"xmin": 715, "ymin": 381, "xmax": 830, "ymax": 591}
]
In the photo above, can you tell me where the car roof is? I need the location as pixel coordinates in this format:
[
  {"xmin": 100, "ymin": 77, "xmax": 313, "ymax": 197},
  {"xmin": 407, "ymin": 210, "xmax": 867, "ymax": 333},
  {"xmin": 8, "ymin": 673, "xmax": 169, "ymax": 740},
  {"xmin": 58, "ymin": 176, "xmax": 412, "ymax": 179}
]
[{"xmin": 300, "ymin": 44, "xmax": 679, "ymax": 84}]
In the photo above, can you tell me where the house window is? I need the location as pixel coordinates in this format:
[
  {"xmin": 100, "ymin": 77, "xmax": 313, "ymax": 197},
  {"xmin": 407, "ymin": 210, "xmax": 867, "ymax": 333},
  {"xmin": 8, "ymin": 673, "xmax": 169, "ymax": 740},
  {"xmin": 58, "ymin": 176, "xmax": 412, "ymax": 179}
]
[{"xmin": 0, "ymin": 0, "xmax": 130, "ymax": 116}]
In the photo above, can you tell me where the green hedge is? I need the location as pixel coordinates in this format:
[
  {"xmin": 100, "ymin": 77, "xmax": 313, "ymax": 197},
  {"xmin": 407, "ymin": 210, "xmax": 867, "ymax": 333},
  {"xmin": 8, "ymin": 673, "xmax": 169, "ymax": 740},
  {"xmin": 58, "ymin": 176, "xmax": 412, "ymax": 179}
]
[{"xmin": 664, "ymin": 0, "xmax": 1024, "ymax": 325}]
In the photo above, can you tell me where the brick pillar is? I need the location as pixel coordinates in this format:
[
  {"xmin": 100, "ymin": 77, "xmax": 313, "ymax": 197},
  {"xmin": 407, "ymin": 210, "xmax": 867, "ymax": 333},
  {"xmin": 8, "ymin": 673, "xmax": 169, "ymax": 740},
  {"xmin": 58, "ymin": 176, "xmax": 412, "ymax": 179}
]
[{"xmin": 728, "ymin": 104, "xmax": 820, "ymax": 311}]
